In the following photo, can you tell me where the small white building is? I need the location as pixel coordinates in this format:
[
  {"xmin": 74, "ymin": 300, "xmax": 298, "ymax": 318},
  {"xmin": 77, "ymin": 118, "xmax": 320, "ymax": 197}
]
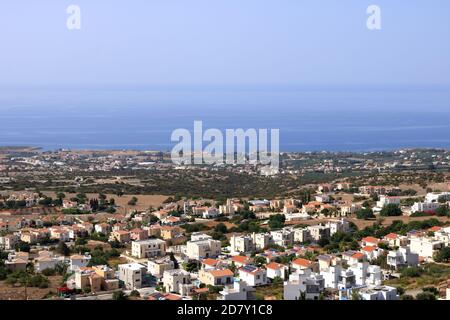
[
  {"xmin": 0, "ymin": 234, "xmax": 19, "ymax": 250},
  {"xmin": 270, "ymin": 228, "xmax": 294, "ymax": 247},
  {"xmin": 118, "ymin": 263, "xmax": 146, "ymax": 290},
  {"xmin": 202, "ymin": 208, "xmax": 220, "ymax": 219},
  {"xmin": 238, "ymin": 265, "xmax": 267, "ymax": 286},
  {"xmin": 376, "ymin": 196, "xmax": 400, "ymax": 208},
  {"xmin": 293, "ymin": 228, "xmax": 311, "ymax": 243},
  {"xmin": 284, "ymin": 269, "xmax": 324, "ymax": 300},
  {"xmin": 409, "ymin": 237, "xmax": 445, "ymax": 259},
  {"xmin": 147, "ymin": 257, "xmax": 175, "ymax": 277},
  {"xmin": 359, "ymin": 285, "xmax": 398, "ymax": 300},
  {"xmin": 252, "ymin": 232, "xmax": 272, "ymax": 250},
  {"xmin": 162, "ymin": 269, "xmax": 192, "ymax": 295},
  {"xmin": 425, "ymin": 192, "xmax": 450, "ymax": 203},
  {"xmin": 265, "ymin": 262, "xmax": 287, "ymax": 280},
  {"xmin": 326, "ymin": 218, "xmax": 350, "ymax": 236},
  {"xmin": 322, "ymin": 265, "xmax": 342, "ymax": 289},
  {"xmin": 307, "ymin": 225, "xmax": 331, "ymax": 241},
  {"xmin": 411, "ymin": 202, "xmax": 440, "ymax": 214},
  {"xmin": 35, "ymin": 256, "xmax": 61, "ymax": 272},
  {"xmin": 69, "ymin": 254, "xmax": 91, "ymax": 271},
  {"xmin": 349, "ymin": 262, "xmax": 382, "ymax": 287},
  {"xmin": 186, "ymin": 233, "xmax": 221, "ymax": 260},
  {"xmin": 131, "ymin": 239, "xmax": 167, "ymax": 258},
  {"xmin": 230, "ymin": 235, "xmax": 255, "ymax": 255},
  {"xmin": 387, "ymin": 247, "xmax": 419, "ymax": 269},
  {"xmin": 218, "ymin": 279, "xmax": 254, "ymax": 300}
]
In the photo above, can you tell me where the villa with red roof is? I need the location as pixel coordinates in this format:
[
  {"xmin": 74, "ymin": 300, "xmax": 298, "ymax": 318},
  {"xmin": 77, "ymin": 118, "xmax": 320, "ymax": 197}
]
[
  {"xmin": 266, "ymin": 262, "xmax": 287, "ymax": 279},
  {"xmin": 361, "ymin": 236, "xmax": 380, "ymax": 247},
  {"xmin": 291, "ymin": 258, "xmax": 316, "ymax": 272},
  {"xmin": 231, "ymin": 255, "xmax": 253, "ymax": 267}
]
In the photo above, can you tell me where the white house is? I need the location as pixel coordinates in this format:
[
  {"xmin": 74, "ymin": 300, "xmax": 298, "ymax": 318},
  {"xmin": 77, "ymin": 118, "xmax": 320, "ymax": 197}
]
[
  {"xmin": 307, "ymin": 225, "xmax": 331, "ymax": 241},
  {"xmin": 118, "ymin": 263, "xmax": 146, "ymax": 290},
  {"xmin": 293, "ymin": 228, "xmax": 311, "ymax": 243},
  {"xmin": 0, "ymin": 234, "xmax": 19, "ymax": 250},
  {"xmin": 69, "ymin": 254, "xmax": 91, "ymax": 271},
  {"xmin": 270, "ymin": 228, "xmax": 294, "ymax": 247},
  {"xmin": 322, "ymin": 265, "xmax": 342, "ymax": 289},
  {"xmin": 376, "ymin": 196, "xmax": 400, "ymax": 208},
  {"xmin": 218, "ymin": 279, "xmax": 254, "ymax": 300},
  {"xmin": 162, "ymin": 269, "xmax": 192, "ymax": 295},
  {"xmin": 230, "ymin": 235, "xmax": 255, "ymax": 255},
  {"xmin": 326, "ymin": 218, "xmax": 350, "ymax": 236},
  {"xmin": 35, "ymin": 256, "xmax": 60, "ymax": 272},
  {"xmin": 147, "ymin": 256, "xmax": 175, "ymax": 277},
  {"xmin": 284, "ymin": 269, "xmax": 324, "ymax": 300},
  {"xmin": 411, "ymin": 202, "xmax": 440, "ymax": 214},
  {"xmin": 358, "ymin": 285, "xmax": 398, "ymax": 300},
  {"xmin": 409, "ymin": 237, "xmax": 445, "ymax": 259},
  {"xmin": 186, "ymin": 233, "xmax": 221, "ymax": 260},
  {"xmin": 238, "ymin": 265, "xmax": 267, "ymax": 286},
  {"xmin": 252, "ymin": 232, "xmax": 272, "ymax": 250},
  {"xmin": 361, "ymin": 246, "xmax": 383, "ymax": 260},
  {"xmin": 202, "ymin": 208, "xmax": 220, "ymax": 219},
  {"xmin": 131, "ymin": 239, "xmax": 167, "ymax": 258},
  {"xmin": 265, "ymin": 262, "xmax": 287, "ymax": 280},
  {"xmin": 425, "ymin": 192, "xmax": 450, "ymax": 203},
  {"xmin": 387, "ymin": 247, "xmax": 419, "ymax": 269}
]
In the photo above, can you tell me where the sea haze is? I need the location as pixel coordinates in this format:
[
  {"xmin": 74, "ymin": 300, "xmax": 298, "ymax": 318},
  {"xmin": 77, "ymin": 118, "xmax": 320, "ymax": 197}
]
[{"xmin": 0, "ymin": 86, "xmax": 449, "ymax": 152}]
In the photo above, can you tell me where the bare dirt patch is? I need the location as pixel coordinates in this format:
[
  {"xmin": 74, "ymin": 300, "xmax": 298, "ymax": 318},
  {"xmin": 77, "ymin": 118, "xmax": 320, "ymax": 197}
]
[
  {"xmin": 0, "ymin": 275, "xmax": 62, "ymax": 300},
  {"xmin": 44, "ymin": 192, "xmax": 169, "ymax": 213}
]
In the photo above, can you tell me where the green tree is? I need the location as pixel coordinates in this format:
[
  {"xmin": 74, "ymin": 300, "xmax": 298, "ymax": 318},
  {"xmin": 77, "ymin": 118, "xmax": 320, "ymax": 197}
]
[
  {"xmin": 356, "ymin": 208, "xmax": 375, "ymax": 220},
  {"xmin": 380, "ymin": 204, "xmax": 402, "ymax": 217},
  {"xmin": 433, "ymin": 246, "xmax": 450, "ymax": 263},
  {"xmin": 129, "ymin": 290, "xmax": 140, "ymax": 297},
  {"xmin": 253, "ymin": 256, "xmax": 267, "ymax": 267},
  {"xmin": 128, "ymin": 197, "xmax": 138, "ymax": 206},
  {"xmin": 15, "ymin": 241, "xmax": 31, "ymax": 253},
  {"xmin": 268, "ymin": 214, "xmax": 285, "ymax": 230},
  {"xmin": 435, "ymin": 205, "xmax": 449, "ymax": 217},
  {"xmin": 112, "ymin": 290, "xmax": 128, "ymax": 300},
  {"xmin": 56, "ymin": 241, "xmax": 70, "ymax": 256},
  {"xmin": 214, "ymin": 223, "xmax": 228, "ymax": 234},
  {"xmin": 415, "ymin": 292, "xmax": 436, "ymax": 300}
]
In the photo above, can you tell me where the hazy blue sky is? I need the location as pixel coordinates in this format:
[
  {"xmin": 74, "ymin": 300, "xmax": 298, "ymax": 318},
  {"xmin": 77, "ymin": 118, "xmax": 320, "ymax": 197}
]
[{"xmin": 1, "ymin": 0, "xmax": 450, "ymax": 88}]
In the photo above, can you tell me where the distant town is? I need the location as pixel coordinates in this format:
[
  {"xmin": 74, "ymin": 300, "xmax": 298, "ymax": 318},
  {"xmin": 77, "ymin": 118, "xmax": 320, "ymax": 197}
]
[{"xmin": 0, "ymin": 146, "xmax": 449, "ymax": 300}]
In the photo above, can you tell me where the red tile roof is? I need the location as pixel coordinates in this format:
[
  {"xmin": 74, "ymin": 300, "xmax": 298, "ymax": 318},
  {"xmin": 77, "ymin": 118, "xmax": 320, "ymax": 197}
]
[
  {"xmin": 362, "ymin": 246, "xmax": 376, "ymax": 252},
  {"xmin": 361, "ymin": 236, "xmax": 380, "ymax": 244},
  {"xmin": 202, "ymin": 258, "xmax": 219, "ymax": 266},
  {"xmin": 384, "ymin": 233, "xmax": 398, "ymax": 240},
  {"xmin": 231, "ymin": 255, "xmax": 251, "ymax": 265},
  {"xmin": 266, "ymin": 262, "xmax": 285, "ymax": 270},
  {"xmin": 351, "ymin": 252, "xmax": 365, "ymax": 260},
  {"xmin": 292, "ymin": 258, "xmax": 313, "ymax": 268},
  {"xmin": 429, "ymin": 226, "xmax": 442, "ymax": 232},
  {"xmin": 210, "ymin": 269, "xmax": 234, "ymax": 277}
]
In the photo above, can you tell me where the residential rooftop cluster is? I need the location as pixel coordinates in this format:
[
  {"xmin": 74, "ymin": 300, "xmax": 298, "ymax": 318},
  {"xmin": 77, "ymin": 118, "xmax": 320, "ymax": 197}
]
[{"xmin": 1, "ymin": 181, "xmax": 449, "ymax": 300}]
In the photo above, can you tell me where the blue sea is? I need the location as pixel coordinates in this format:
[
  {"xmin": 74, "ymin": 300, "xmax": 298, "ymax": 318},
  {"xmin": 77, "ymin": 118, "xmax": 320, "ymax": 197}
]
[{"xmin": 0, "ymin": 86, "xmax": 449, "ymax": 152}]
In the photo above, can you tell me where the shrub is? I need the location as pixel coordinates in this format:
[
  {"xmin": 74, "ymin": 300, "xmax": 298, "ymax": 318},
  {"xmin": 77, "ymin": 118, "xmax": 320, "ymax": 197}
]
[
  {"xmin": 41, "ymin": 268, "xmax": 56, "ymax": 276},
  {"xmin": 112, "ymin": 290, "xmax": 128, "ymax": 300},
  {"xmin": 380, "ymin": 204, "xmax": 402, "ymax": 217},
  {"xmin": 401, "ymin": 267, "xmax": 422, "ymax": 278},
  {"xmin": 356, "ymin": 208, "xmax": 375, "ymax": 220},
  {"xmin": 416, "ymin": 292, "xmax": 436, "ymax": 300}
]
